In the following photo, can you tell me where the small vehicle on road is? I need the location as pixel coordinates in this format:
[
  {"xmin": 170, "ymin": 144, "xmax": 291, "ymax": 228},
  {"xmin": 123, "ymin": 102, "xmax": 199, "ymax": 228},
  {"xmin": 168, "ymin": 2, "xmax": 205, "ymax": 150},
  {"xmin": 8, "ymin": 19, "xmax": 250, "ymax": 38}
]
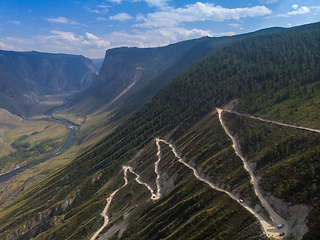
[
  {"xmin": 279, "ymin": 232, "xmax": 285, "ymax": 236},
  {"xmin": 277, "ymin": 224, "xmax": 284, "ymax": 229},
  {"xmin": 239, "ymin": 198, "xmax": 244, "ymax": 203}
]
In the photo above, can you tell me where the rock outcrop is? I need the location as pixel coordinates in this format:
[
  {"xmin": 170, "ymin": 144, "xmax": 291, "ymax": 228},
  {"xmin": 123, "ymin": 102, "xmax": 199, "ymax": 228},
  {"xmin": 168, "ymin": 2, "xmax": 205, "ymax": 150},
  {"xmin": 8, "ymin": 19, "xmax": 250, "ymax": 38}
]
[{"xmin": 3, "ymin": 188, "xmax": 81, "ymax": 240}]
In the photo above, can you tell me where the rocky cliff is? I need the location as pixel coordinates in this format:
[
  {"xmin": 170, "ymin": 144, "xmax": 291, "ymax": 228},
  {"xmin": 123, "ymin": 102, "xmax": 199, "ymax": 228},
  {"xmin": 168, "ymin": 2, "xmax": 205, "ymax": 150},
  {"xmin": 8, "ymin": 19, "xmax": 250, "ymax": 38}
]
[{"xmin": 70, "ymin": 41, "xmax": 211, "ymax": 115}]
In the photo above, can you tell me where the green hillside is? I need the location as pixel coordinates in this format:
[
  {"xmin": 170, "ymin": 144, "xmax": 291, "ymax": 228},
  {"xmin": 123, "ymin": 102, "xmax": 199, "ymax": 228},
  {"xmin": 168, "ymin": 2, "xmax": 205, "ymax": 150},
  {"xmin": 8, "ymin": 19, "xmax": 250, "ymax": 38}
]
[
  {"xmin": 1, "ymin": 22, "xmax": 320, "ymax": 240},
  {"xmin": 66, "ymin": 28, "xmax": 283, "ymax": 151},
  {"xmin": 105, "ymin": 28, "xmax": 284, "ymax": 121}
]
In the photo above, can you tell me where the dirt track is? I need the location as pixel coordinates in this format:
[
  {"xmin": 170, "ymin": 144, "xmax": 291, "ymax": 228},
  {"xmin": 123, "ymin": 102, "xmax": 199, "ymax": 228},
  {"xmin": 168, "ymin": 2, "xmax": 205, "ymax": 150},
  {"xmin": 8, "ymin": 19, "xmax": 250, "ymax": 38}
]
[
  {"xmin": 217, "ymin": 108, "xmax": 288, "ymax": 238},
  {"xmin": 91, "ymin": 106, "xmax": 303, "ymax": 239},
  {"xmin": 223, "ymin": 108, "xmax": 320, "ymax": 133}
]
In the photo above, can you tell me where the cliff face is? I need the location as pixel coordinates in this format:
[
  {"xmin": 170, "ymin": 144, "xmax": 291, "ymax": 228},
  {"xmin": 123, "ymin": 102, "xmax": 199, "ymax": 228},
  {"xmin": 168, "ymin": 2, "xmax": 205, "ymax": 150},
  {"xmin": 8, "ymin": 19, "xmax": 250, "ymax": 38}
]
[
  {"xmin": 70, "ymin": 42, "xmax": 206, "ymax": 115},
  {"xmin": 0, "ymin": 50, "xmax": 98, "ymax": 117},
  {"xmin": 92, "ymin": 50, "xmax": 144, "ymax": 103}
]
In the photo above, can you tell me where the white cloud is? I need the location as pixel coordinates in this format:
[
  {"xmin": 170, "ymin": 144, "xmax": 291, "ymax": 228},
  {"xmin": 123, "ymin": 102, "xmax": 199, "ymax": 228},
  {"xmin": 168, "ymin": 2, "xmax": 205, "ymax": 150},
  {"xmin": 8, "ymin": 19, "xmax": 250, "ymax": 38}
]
[
  {"xmin": 8, "ymin": 20, "xmax": 21, "ymax": 25},
  {"xmin": 107, "ymin": 0, "xmax": 169, "ymax": 9},
  {"xmin": 310, "ymin": 6, "xmax": 320, "ymax": 13},
  {"xmin": 134, "ymin": 2, "xmax": 272, "ymax": 28},
  {"xmin": 0, "ymin": 30, "xmax": 110, "ymax": 58},
  {"xmin": 96, "ymin": 17, "xmax": 106, "ymax": 21},
  {"xmin": 98, "ymin": 4, "xmax": 110, "ymax": 8},
  {"xmin": 31, "ymin": 30, "xmax": 110, "ymax": 57},
  {"xmin": 0, "ymin": 42, "xmax": 16, "ymax": 50},
  {"xmin": 277, "ymin": 5, "xmax": 316, "ymax": 18},
  {"xmin": 144, "ymin": 0, "xmax": 170, "ymax": 8},
  {"xmin": 85, "ymin": 32, "xmax": 99, "ymax": 40},
  {"xmin": 213, "ymin": 31, "xmax": 236, "ymax": 36},
  {"xmin": 104, "ymin": 27, "xmax": 212, "ymax": 49},
  {"xmin": 287, "ymin": 6, "xmax": 310, "ymax": 15},
  {"xmin": 49, "ymin": 30, "xmax": 80, "ymax": 41},
  {"xmin": 109, "ymin": 13, "xmax": 133, "ymax": 21},
  {"xmin": 45, "ymin": 16, "xmax": 82, "ymax": 25},
  {"xmin": 277, "ymin": 13, "xmax": 289, "ymax": 17},
  {"xmin": 3, "ymin": 37, "xmax": 34, "ymax": 44},
  {"xmin": 33, "ymin": 30, "xmax": 104, "ymax": 47},
  {"xmin": 86, "ymin": 6, "xmax": 109, "ymax": 14},
  {"xmin": 87, "ymin": 8, "xmax": 100, "ymax": 14},
  {"xmin": 229, "ymin": 23, "xmax": 241, "ymax": 28},
  {"xmin": 136, "ymin": 13, "xmax": 145, "ymax": 22},
  {"xmin": 108, "ymin": 0, "xmax": 122, "ymax": 3}
]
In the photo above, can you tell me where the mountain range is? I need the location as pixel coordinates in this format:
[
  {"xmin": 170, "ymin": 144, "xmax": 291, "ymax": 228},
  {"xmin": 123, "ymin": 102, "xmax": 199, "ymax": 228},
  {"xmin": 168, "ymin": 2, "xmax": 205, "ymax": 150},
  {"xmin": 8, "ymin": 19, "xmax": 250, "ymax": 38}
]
[
  {"xmin": 0, "ymin": 50, "xmax": 98, "ymax": 117},
  {"xmin": 0, "ymin": 22, "xmax": 320, "ymax": 240}
]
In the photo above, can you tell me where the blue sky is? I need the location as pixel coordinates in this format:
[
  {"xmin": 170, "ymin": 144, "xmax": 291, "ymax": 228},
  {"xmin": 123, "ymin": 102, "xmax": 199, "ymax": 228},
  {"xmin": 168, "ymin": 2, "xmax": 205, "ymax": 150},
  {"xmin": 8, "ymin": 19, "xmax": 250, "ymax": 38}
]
[{"xmin": 1, "ymin": 0, "xmax": 320, "ymax": 58}]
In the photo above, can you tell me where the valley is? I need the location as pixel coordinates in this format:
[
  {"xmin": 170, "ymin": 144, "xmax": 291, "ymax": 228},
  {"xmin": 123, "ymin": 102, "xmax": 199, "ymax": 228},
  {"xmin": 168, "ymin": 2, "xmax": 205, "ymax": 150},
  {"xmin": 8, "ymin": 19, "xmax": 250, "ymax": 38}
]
[
  {"xmin": 0, "ymin": 93, "xmax": 76, "ymax": 206},
  {"xmin": 0, "ymin": 21, "xmax": 320, "ymax": 240}
]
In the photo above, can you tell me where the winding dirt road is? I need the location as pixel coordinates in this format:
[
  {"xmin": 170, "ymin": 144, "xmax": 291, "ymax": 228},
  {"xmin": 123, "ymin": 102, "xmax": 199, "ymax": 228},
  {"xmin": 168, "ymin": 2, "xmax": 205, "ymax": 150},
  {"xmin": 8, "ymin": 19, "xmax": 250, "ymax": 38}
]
[
  {"xmin": 154, "ymin": 139, "xmax": 162, "ymax": 199},
  {"xmin": 157, "ymin": 139, "xmax": 275, "ymax": 234},
  {"xmin": 90, "ymin": 141, "xmax": 163, "ymax": 240},
  {"xmin": 92, "ymin": 109, "xmax": 303, "ymax": 239},
  {"xmin": 126, "ymin": 165, "xmax": 161, "ymax": 200},
  {"xmin": 222, "ymin": 109, "xmax": 320, "ymax": 133},
  {"xmin": 217, "ymin": 108, "xmax": 288, "ymax": 238},
  {"xmin": 90, "ymin": 166, "xmax": 129, "ymax": 240}
]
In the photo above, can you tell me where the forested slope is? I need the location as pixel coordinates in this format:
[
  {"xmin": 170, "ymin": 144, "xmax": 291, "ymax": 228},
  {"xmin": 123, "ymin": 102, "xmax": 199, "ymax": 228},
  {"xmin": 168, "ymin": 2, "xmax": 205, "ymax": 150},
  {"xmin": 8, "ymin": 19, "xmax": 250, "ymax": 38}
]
[
  {"xmin": 0, "ymin": 22, "xmax": 320, "ymax": 239},
  {"xmin": 71, "ymin": 27, "xmax": 282, "ymax": 118}
]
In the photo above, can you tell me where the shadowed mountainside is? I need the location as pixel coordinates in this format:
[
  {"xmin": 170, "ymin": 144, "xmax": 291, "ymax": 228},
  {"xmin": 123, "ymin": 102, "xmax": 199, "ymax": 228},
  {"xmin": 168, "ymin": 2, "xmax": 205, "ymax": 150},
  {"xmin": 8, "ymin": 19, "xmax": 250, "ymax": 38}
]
[{"xmin": 0, "ymin": 50, "xmax": 98, "ymax": 117}]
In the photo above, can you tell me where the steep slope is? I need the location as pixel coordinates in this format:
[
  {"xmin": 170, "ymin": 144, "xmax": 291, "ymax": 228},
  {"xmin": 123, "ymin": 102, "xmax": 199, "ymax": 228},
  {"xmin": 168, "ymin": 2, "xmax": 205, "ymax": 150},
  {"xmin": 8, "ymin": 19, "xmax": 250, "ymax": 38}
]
[
  {"xmin": 111, "ymin": 27, "xmax": 283, "ymax": 122},
  {"xmin": 71, "ymin": 40, "xmax": 209, "ymax": 115},
  {"xmin": 0, "ymin": 68, "xmax": 38, "ymax": 117},
  {"xmin": 0, "ymin": 50, "xmax": 98, "ymax": 117},
  {"xmin": 67, "ymin": 28, "xmax": 283, "ymax": 147},
  {"xmin": 1, "ymin": 22, "xmax": 320, "ymax": 240},
  {"xmin": 71, "ymin": 27, "xmax": 283, "ymax": 117}
]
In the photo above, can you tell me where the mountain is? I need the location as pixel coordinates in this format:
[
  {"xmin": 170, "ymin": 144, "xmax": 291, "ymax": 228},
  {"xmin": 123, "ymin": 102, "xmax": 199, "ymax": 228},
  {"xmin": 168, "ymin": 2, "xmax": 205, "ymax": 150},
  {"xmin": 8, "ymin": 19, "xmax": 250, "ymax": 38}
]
[
  {"xmin": 1, "ymin": 22, "xmax": 320, "ymax": 240},
  {"xmin": 71, "ymin": 27, "xmax": 283, "ymax": 117},
  {"xmin": 0, "ymin": 50, "xmax": 98, "ymax": 117},
  {"xmin": 110, "ymin": 27, "xmax": 284, "ymax": 122}
]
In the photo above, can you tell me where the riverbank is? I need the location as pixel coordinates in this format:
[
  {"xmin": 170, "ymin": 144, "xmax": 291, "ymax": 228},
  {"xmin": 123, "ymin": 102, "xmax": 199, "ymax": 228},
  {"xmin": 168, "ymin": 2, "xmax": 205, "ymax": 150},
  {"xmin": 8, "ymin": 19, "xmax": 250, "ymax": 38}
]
[{"xmin": 0, "ymin": 96, "xmax": 77, "ymax": 207}]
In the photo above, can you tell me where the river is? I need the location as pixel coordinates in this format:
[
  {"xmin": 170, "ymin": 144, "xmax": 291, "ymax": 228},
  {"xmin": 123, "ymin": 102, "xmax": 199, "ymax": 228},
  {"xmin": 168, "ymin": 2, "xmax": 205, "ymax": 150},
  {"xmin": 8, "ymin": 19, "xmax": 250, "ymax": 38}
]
[{"xmin": 0, "ymin": 98, "xmax": 76, "ymax": 184}]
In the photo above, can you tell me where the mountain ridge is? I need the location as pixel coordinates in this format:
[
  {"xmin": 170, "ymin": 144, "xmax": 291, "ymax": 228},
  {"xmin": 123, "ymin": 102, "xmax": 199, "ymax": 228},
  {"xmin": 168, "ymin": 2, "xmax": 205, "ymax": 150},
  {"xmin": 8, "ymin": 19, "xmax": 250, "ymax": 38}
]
[
  {"xmin": 68, "ymin": 26, "xmax": 284, "ymax": 136},
  {"xmin": 1, "ymin": 22, "xmax": 320, "ymax": 239},
  {"xmin": 0, "ymin": 50, "xmax": 98, "ymax": 117}
]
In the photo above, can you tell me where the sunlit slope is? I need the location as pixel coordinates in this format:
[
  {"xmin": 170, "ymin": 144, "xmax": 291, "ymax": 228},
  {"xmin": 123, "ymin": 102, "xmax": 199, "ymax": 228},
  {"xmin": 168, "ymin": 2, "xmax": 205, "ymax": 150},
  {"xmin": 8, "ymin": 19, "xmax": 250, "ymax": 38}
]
[{"xmin": 1, "ymin": 22, "xmax": 320, "ymax": 239}]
